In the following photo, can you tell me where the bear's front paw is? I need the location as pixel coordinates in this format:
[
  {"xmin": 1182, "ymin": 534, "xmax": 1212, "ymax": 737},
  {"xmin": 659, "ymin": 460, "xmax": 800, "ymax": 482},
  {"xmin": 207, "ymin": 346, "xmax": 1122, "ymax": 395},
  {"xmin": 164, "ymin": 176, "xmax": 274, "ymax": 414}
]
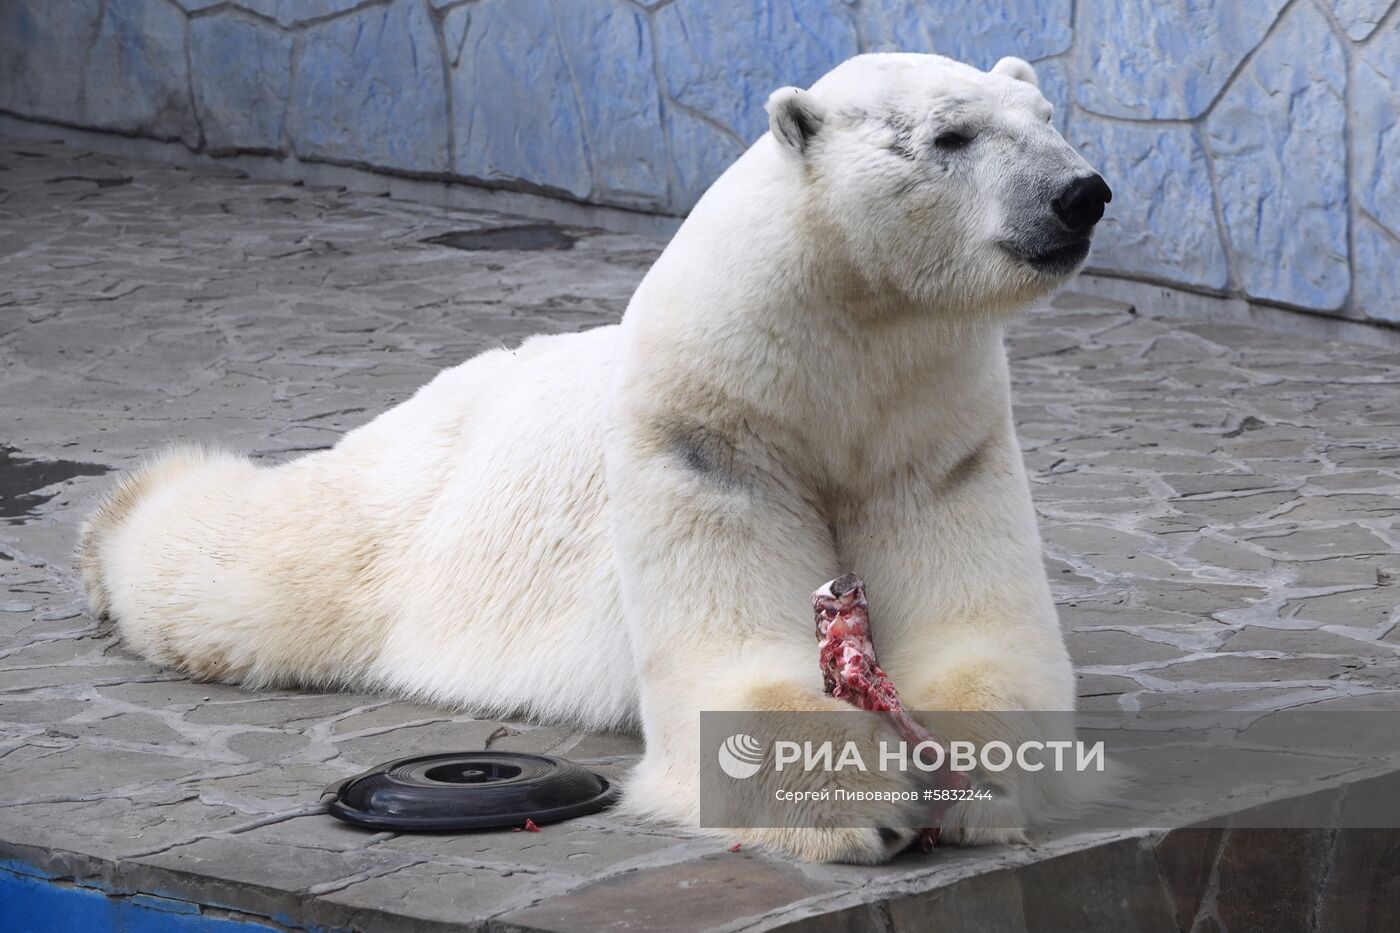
[
  {"xmin": 936, "ymin": 794, "xmax": 1029, "ymax": 848},
  {"xmin": 737, "ymin": 825, "xmax": 918, "ymax": 864}
]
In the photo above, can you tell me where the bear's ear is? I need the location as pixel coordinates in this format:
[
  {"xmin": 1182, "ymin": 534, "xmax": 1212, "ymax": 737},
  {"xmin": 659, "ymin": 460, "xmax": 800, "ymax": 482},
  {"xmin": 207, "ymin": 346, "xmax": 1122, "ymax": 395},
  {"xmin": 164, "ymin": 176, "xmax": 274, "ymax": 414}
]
[
  {"xmin": 766, "ymin": 86, "xmax": 827, "ymax": 156},
  {"xmin": 991, "ymin": 56, "xmax": 1038, "ymax": 87}
]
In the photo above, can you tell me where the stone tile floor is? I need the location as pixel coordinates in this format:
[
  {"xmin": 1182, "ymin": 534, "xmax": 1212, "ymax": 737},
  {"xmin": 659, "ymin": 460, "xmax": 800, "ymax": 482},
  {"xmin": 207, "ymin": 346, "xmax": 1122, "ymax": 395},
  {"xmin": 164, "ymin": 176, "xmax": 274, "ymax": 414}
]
[{"xmin": 0, "ymin": 138, "xmax": 1398, "ymax": 931}]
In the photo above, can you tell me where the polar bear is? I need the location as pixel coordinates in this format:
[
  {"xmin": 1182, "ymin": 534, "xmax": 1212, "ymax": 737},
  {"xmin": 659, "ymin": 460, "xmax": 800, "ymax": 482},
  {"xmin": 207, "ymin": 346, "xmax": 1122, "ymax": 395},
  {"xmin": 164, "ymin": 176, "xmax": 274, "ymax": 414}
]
[{"xmin": 81, "ymin": 53, "xmax": 1111, "ymax": 863}]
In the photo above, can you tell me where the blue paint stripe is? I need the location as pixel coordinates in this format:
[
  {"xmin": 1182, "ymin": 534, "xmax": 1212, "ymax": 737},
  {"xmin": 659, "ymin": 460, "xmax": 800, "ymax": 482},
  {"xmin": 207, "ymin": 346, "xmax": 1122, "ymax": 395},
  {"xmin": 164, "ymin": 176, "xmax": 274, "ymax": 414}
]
[{"xmin": 0, "ymin": 866, "xmax": 285, "ymax": 933}]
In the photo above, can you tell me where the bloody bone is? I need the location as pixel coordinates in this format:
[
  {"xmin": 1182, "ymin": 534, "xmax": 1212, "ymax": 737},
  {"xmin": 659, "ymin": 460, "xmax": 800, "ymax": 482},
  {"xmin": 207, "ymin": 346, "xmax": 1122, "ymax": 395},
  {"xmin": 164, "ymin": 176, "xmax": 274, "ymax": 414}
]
[{"xmin": 813, "ymin": 572, "xmax": 969, "ymax": 850}]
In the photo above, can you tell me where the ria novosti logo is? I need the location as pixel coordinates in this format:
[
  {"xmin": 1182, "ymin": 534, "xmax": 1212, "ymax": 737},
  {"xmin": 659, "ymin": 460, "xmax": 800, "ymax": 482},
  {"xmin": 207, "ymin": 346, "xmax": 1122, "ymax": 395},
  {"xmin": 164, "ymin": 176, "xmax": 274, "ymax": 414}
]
[
  {"xmin": 717, "ymin": 733, "xmax": 765, "ymax": 779},
  {"xmin": 715, "ymin": 733, "xmax": 1105, "ymax": 779}
]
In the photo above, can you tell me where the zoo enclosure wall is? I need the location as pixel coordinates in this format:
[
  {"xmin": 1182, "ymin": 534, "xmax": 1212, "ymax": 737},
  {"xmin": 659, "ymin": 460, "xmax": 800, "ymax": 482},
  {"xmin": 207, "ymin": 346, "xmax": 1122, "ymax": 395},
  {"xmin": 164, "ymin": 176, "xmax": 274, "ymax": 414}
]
[{"xmin": 3, "ymin": 0, "xmax": 1398, "ymax": 328}]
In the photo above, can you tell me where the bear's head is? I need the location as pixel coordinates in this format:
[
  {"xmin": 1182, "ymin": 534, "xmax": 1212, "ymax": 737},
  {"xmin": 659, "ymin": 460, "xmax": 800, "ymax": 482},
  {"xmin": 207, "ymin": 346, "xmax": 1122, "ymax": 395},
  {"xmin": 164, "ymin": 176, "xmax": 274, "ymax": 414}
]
[{"xmin": 765, "ymin": 53, "xmax": 1111, "ymax": 317}]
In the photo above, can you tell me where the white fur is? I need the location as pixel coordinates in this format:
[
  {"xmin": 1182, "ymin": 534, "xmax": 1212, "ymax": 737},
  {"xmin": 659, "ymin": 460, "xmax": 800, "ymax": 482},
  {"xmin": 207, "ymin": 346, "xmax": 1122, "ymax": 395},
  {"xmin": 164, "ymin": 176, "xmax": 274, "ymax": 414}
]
[
  {"xmin": 992, "ymin": 55, "xmax": 1040, "ymax": 87},
  {"xmin": 83, "ymin": 53, "xmax": 1103, "ymax": 863}
]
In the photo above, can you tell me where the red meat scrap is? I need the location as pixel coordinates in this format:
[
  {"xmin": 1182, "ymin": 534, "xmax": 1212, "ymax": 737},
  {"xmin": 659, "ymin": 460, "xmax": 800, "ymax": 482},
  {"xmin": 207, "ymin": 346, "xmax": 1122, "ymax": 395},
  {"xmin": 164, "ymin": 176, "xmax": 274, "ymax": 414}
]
[{"xmin": 813, "ymin": 573, "xmax": 969, "ymax": 849}]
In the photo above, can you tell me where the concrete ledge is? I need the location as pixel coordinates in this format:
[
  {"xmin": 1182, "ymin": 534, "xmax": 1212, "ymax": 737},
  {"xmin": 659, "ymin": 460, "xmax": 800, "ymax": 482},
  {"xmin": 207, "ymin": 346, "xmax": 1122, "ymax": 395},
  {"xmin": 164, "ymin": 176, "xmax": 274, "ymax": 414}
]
[{"xmin": 6, "ymin": 775, "xmax": 1400, "ymax": 932}]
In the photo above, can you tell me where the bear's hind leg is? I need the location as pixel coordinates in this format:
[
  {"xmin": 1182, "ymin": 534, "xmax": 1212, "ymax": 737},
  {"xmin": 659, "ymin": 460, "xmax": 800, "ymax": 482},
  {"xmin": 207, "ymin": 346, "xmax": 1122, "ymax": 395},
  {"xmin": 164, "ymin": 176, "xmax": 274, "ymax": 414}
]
[{"xmin": 81, "ymin": 446, "xmax": 390, "ymax": 691}]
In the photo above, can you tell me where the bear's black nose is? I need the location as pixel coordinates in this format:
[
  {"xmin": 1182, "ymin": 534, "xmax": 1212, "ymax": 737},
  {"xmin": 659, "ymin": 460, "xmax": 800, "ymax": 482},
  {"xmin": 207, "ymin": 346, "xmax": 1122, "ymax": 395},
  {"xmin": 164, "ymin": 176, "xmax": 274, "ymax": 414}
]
[{"xmin": 1052, "ymin": 174, "xmax": 1112, "ymax": 233}]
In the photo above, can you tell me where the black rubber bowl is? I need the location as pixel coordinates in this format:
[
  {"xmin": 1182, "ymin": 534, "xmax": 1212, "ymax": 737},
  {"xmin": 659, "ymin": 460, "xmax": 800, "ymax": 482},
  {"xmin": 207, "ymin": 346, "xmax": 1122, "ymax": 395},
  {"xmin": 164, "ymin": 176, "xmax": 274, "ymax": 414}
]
[{"xmin": 322, "ymin": 752, "xmax": 618, "ymax": 832}]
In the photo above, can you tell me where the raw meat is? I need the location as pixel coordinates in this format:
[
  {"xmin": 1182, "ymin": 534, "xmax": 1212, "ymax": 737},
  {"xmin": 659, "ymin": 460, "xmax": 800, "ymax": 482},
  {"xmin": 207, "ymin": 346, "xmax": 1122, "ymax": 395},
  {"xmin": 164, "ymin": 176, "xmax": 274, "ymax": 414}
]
[{"xmin": 813, "ymin": 572, "xmax": 969, "ymax": 849}]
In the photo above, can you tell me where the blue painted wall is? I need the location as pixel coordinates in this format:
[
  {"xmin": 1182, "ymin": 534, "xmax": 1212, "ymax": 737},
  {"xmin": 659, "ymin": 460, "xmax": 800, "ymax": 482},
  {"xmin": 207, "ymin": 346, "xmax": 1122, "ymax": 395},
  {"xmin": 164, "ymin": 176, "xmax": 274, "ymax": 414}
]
[{"xmin": 1, "ymin": 0, "xmax": 1397, "ymax": 324}]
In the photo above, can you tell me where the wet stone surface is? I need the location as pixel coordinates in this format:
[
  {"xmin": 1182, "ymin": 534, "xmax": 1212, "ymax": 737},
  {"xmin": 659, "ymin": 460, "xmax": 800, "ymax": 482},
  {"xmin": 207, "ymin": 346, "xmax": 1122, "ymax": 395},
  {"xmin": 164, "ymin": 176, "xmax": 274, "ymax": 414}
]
[
  {"xmin": 0, "ymin": 445, "xmax": 109, "ymax": 523},
  {"xmin": 422, "ymin": 225, "xmax": 580, "ymax": 252},
  {"xmin": 1, "ymin": 139, "xmax": 1399, "ymax": 931}
]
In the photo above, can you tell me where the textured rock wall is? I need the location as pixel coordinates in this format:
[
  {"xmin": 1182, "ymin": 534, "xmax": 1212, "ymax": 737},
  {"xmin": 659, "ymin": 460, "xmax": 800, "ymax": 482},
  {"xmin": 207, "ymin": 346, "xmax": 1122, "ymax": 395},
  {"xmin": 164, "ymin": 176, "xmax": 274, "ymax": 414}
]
[{"xmin": 1, "ymin": 0, "xmax": 1397, "ymax": 324}]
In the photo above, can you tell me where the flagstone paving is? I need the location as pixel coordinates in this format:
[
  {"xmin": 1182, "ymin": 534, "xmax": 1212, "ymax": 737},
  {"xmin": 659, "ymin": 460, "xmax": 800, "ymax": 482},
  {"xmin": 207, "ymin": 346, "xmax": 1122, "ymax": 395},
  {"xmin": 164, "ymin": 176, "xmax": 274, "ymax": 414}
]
[{"xmin": 2, "ymin": 138, "xmax": 1398, "ymax": 932}]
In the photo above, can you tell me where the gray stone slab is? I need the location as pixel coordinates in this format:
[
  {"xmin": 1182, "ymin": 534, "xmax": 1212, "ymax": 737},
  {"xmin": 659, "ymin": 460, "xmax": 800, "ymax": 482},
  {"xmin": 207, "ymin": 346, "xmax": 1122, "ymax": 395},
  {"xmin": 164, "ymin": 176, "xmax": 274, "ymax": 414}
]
[
  {"xmin": 380, "ymin": 817, "xmax": 699, "ymax": 879},
  {"xmin": 312, "ymin": 858, "xmax": 551, "ymax": 932},
  {"xmin": 128, "ymin": 835, "xmax": 425, "ymax": 925},
  {"xmin": 1248, "ymin": 525, "xmax": 1392, "ymax": 560},
  {"xmin": 1287, "ymin": 588, "xmax": 1399, "ymax": 628},
  {"xmin": 1066, "ymin": 631, "xmax": 1185, "ymax": 667},
  {"xmin": 1220, "ymin": 626, "xmax": 1394, "ymax": 658},
  {"xmin": 332, "ymin": 719, "xmax": 512, "ymax": 768},
  {"xmin": 1150, "ymin": 656, "xmax": 1353, "ymax": 685},
  {"xmin": 493, "ymin": 853, "xmax": 831, "ymax": 933}
]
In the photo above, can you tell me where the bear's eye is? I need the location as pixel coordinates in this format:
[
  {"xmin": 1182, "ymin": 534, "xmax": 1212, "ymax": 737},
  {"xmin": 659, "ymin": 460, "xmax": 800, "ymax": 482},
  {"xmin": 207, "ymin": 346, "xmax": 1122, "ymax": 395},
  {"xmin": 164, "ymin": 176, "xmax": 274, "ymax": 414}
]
[{"xmin": 933, "ymin": 130, "xmax": 974, "ymax": 151}]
